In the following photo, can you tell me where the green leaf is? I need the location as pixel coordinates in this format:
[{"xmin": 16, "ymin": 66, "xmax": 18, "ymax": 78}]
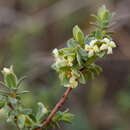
[
  {"xmin": 0, "ymin": 90, "xmax": 9, "ymax": 96},
  {"xmin": 97, "ymin": 51, "xmax": 106, "ymax": 58},
  {"xmin": 0, "ymin": 101, "xmax": 5, "ymax": 109},
  {"xmin": 4, "ymin": 72, "xmax": 17, "ymax": 89},
  {"xmin": 2, "ymin": 66, "xmax": 17, "ymax": 89},
  {"xmin": 67, "ymin": 39, "xmax": 77, "ymax": 48},
  {"xmin": 52, "ymin": 111, "xmax": 63, "ymax": 121},
  {"xmin": 17, "ymin": 90, "xmax": 30, "ymax": 95},
  {"xmin": 24, "ymin": 115, "xmax": 34, "ymax": 127},
  {"xmin": 95, "ymin": 30, "xmax": 102, "ymax": 39},
  {"xmin": 84, "ymin": 71, "xmax": 92, "ymax": 80},
  {"xmin": 86, "ymin": 56, "xmax": 97, "ymax": 65},
  {"xmin": 60, "ymin": 48, "xmax": 75, "ymax": 56},
  {"xmin": 30, "ymin": 123, "xmax": 43, "ymax": 129},
  {"xmin": 94, "ymin": 64, "xmax": 103, "ymax": 75},
  {"xmin": 72, "ymin": 67, "xmax": 80, "ymax": 77},
  {"xmin": 59, "ymin": 72, "xmax": 69, "ymax": 86},
  {"xmin": 73, "ymin": 25, "xmax": 84, "ymax": 44},
  {"xmin": 52, "ymin": 110, "xmax": 74, "ymax": 124},
  {"xmin": 97, "ymin": 5, "xmax": 110, "ymax": 21},
  {"xmin": 79, "ymin": 73, "xmax": 86, "ymax": 84},
  {"xmin": 60, "ymin": 112, "xmax": 74, "ymax": 124},
  {"xmin": 7, "ymin": 112, "xmax": 15, "ymax": 123},
  {"xmin": 0, "ymin": 81, "xmax": 9, "ymax": 88},
  {"xmin": 0, "ymin": 96, "xmax": 7, "ymax": 108},
  {"xmin": 79, "ymin": 48, "xmax": 88, "ymax": 61},
  {"xmin": 91, "ymin": 14, "xmax": 99, "ymax": 21},
  {"xmin": 18, "ymin": 114, "xmax": 26, "ymax": 129},
  {"xmin": 17, "ymin": 76, "xmax": 27, "ymax": 88},
  {"xmin": 59, "ymin": 66, "xmax": 70, "ymax": 71},
  {"xmin": 85, "ymin": 36, "xmax": 95, "ymax": 45},
  {"xmin": 76, "ymin": 52, "xmax": 82, "ymax": 66}
]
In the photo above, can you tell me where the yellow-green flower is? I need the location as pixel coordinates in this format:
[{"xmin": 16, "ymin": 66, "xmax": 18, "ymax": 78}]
[
  {"xmin": 65, "ymin": 76, "xmax": 78, "ymax": 88},
  {"xmin": 53, "ymin": 48, "xmax": 74, "ymax": 67},
  {"xmin": 100, "ymin": 38, "xmax": 116, "ymax": 54},
  {"xmin": 85, "ymin": 43, "xmax": 99, "ymax": 57}
]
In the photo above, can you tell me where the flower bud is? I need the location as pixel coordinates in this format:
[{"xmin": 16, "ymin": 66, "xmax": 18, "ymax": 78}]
[{"xmin": 2, "ymin": 66, "xmax": 17, "ymax": 89}]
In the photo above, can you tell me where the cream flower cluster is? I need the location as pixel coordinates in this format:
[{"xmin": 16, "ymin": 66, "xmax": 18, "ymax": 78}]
[
  {"xmin": 85, "ymin": 38, "xmax": 116, "ymax": 57},
  {"xmin": 53, "ymin": 38, "xmax": 116, "ymax": 89},
  {"xmin": 85, "ymin": 39, "xmax": 99, "ymax": 57},
  {"xmin": 65, "ymin": 71, "xmax": 80, "ymax": 88},
  {"xmin": 65, "ymin": 75, "xmax": 78, "ymax": 88},
  {"xmin": 53, "ymin": 48, "xmax": 78, "ymax": 88},
  {"xmin": 53, "ymin": 48, "xmax": 73, "ymax": 67}
]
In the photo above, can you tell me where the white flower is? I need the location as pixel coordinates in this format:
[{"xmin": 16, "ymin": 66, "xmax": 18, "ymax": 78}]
[
  {"xmin": 67, "ymin": 56, "xmax": 73, "ymax": 66},
  {"xmin": 89, "ymin": 39, "xmax": 98, "ymax": 46},
  {"xmin": 53, "ymin": 48, "xmax": 67, "ymax": 67},
  {"xmin": 53, "ymin": 48, "xmax": 74, "ymax": 67},
  {"xmin": 107, "ymin": 47, "xmax": 112, "ymax": 54},
  {"xmin": 100, "ymin": 44, "xmax": 108, "ymax": 50},
  {"xmin": 3, "ymin": 68, "xmax": 11, "ymax": 74},
  {"xmin": 101, "ymin": 38, "xmax": 110, "ymax": 43},
  {"xmin": 2, "ymin": 66, "xmax": 13, "ymax": 75},
  {"xmin": 55, "ymin": 57, "xmax": 66, "ymax": 67},
  {"xmin": 88, "ymin": 50, "xmax": 94, "ymax": 57},
  {"xmin": 109, "ymin": 41, "xmax": 116, "ymax": 48},
  {"xmin": 85, "ymin": 44, "xmax": 99, "ymax": 57},
  {"xmin": 65, "ymin": 76, "xmax": 78, "ymax": 88},
  {"xmin": 52, "ymin": 48, "xmax": 59, "ymax": 58},
  {"xmin": 100, "ymin": 38, "xmax": 116, "ymax": 54},
  {"xmin": 54, "ymin": 55, "xmax": 74, "ymax": 67},
  {"xmin": 93, "ymin": 45, "xmax": 100, "ymax": 52}
]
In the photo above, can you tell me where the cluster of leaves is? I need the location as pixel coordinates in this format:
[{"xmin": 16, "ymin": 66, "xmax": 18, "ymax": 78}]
[
  {"xmin": 0, "ymin": 66, "xmax": 73, "ymax": 130},
  {"xmin": 90, "ymin": 5, "xmax": 115, "ymax": 39},
  {"xmin": 52, "ymin": 5, "xmax": 116, "ymax": 88},
  {"xmin": 45, "ymin": 109, "xmax": 74, "ymax": 129}
]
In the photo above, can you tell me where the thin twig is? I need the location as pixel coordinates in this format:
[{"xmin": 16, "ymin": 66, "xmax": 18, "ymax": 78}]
[{"xmin": 35, "ymin": 87, "xmax": 72, "ymax": 130}]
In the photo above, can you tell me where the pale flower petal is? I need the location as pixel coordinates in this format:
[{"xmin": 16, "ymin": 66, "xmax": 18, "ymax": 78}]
[
  {"xmin": 68, "ymin": 56, "xmax": 73, "ymax": 62},
  {"xmin": 3, "ymin": 68, "xmax": 11, "ymax": 74},
  {"xmin": 55, "ymin": 57, "xmax": 67, "ymax": 67},
  {"xmin": 69, "ymin": 76, "xmax": 78, "ymax": 88},
  {"xmin": 107, "ymin": 47, "xmax": 112, "ymax": 54},
  {"xmin": 37, "ymin": 102, "xmax": 48, "ymax": 114},
  {"xmin": 88, "ymin": 50, "xmax": 94, "ymax": 57},
  {"xmin": 85, "ymin": 44, "xmax": 90, "ymax": 51},
  {"xmin": 93, "ymin": 45, "xmax": 100, "ymax": 52},
  {"xmin": 53, "ymin": 48, "xmax": 59, "ymax": 57},
  {"xmin": 90, "ymin": 39, "xmax": 97, "ymax": 46},
  {"xmin": 64, "ymin": 84, "xmax": 70, "ymax": 88},
  {"xmin": 65, "ymin": 76, "xmax": 78, "ymax": 88},
  {"xmin": 102, "ymin": 38, "xmax": 110, "ymax": 43},
  {"xmin": 72, "ymin": 81, "xmax": 78, "ymax": 88},
  {"xmin": 100, "ymin": 44, "xmax": 108, "ymax": 50},
  {"xmin": 109, "ymin": 41, "xmax": 116, "ymax": 48}
]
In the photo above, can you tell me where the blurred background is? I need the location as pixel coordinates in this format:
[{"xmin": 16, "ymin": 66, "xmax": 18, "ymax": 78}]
[{"xmin": 0, "ymin": 0, "xmax": 129, "ymax": 130}]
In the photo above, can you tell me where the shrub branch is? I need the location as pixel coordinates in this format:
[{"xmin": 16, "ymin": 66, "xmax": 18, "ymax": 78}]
[{"xmin": 35, "ymin": 87, "xmax": 72, "ymax": 130}]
